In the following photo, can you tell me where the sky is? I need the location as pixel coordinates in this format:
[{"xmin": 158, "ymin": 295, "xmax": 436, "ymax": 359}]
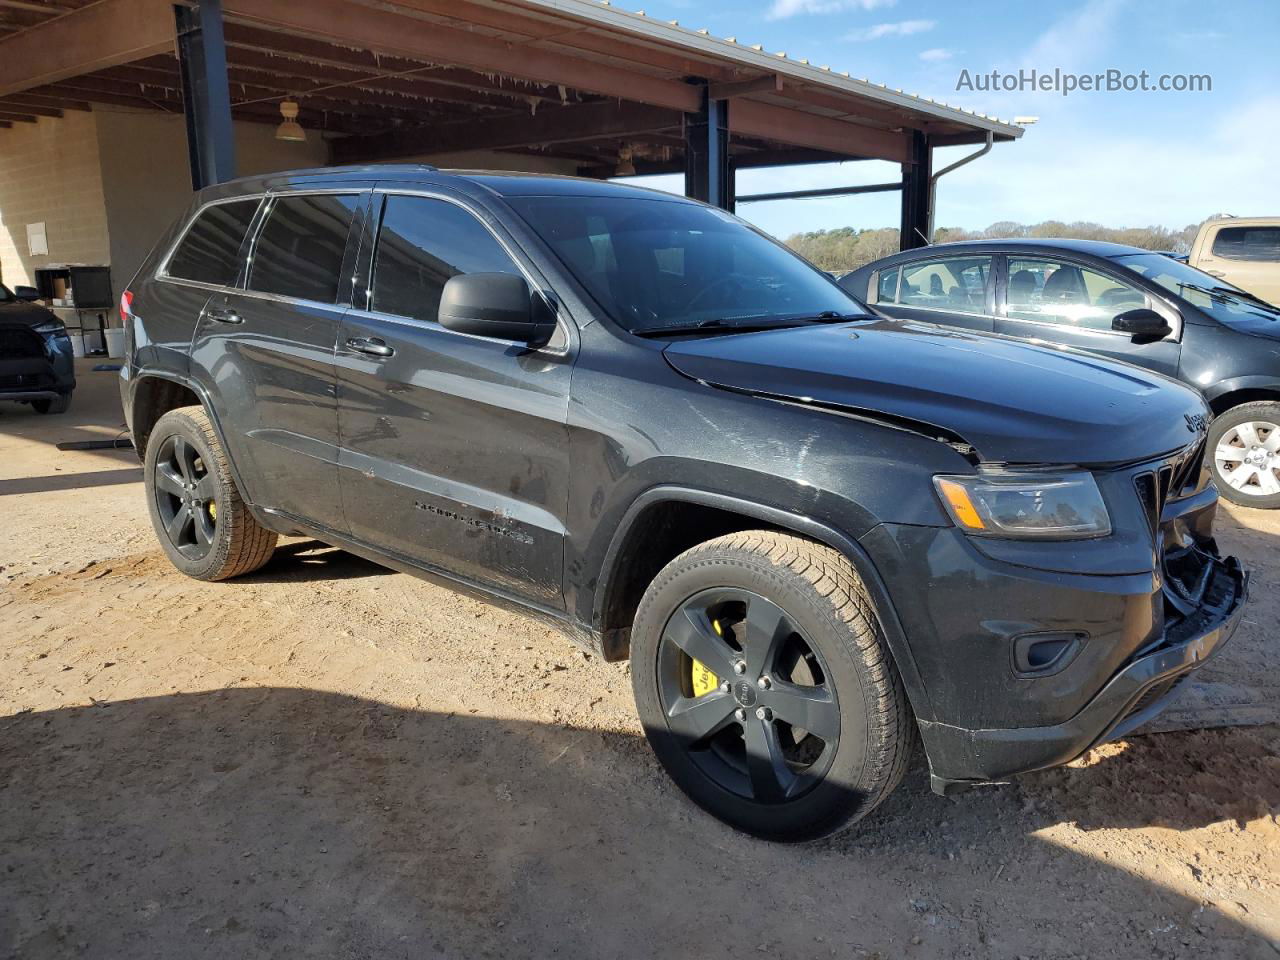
[{"xmin": 620, "ymin": 0, "xmax": 1280, "ymax": 239}]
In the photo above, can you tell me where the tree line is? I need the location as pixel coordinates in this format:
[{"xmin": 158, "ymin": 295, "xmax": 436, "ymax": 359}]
[{"xmin": 784, "ymin": 221, "xmax": 1203, "ymax": 274}]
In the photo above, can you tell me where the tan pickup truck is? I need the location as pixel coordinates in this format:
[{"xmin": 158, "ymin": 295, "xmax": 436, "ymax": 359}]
[{"xmin": 1188, "ymin": 216, "xmax": 1280, "ymax": 305}]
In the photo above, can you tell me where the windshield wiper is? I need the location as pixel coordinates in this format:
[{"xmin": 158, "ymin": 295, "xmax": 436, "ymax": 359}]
[
  {"xmin": 779, "ymin": 310, "xmax": 868, "ymax": 323},
  {"xmin": 1206, "ymin": 285, "xmax": 1279, "ymax": 310},
  {"xmin": 1182, "ymin": 281, "xmax": 1277, "ymax": 310},
  {"xmin": 632, "ymin": 311, "xmax": 866, "ymax": 338}
]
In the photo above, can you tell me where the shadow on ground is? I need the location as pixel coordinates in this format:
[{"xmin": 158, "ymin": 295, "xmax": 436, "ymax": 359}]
[
  {"xmin": 239, "ymin": 540, "xmax": 392, "ymax": 584},
  {"xmin": 2, "ymin": 688, "xmax": 1275, "ymax": 959}
]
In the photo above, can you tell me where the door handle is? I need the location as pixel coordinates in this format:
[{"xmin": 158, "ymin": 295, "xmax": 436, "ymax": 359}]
[
  {"xmin": 346, "ymin": 336, "xmax": 394, "ymax": 358},
  {"xmin": 206, "ymin": 309, "xmax": 243, "ymax": 324},
  {"xmin": 1204, "ymin": 269, "xmax": 1226, "ymax": 278}
]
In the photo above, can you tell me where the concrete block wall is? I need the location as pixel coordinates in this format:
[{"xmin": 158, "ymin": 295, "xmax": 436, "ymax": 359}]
[
  {"xmin": 0, "ymin": 110, "xmax": 112, "ymax": 291},
  {"xmin": 96, "ymin": 107, "xmax": 327, "ymax": 311}
]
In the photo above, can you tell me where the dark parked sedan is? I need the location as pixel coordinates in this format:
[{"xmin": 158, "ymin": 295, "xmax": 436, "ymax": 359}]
[
  {"xmin": 841, "ymin": 239, "xmax": 1280, "ymax": 507},
  {"xmin": 0, "ymin": 283, "xmax": 75, "ymax": 414}
]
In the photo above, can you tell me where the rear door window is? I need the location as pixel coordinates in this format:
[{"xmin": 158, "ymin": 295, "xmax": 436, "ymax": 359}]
[
  {"xmin": 1211, "ymin": 226, "xmax": 1280, "ymax": 262},
  {"xmin": 894, "ymin": 256, "xmax": 991, "ymax": 315},
  {"xmin": 369, "ymin": 195, "xmax": 522, "ymax": 325},
  {"xmin": 247, "ymin": 193, "xmax": 361, "ymax": 304},
  {"xmin": 165, "ymin": 199, "xmax": 260, "ymax": 286}
]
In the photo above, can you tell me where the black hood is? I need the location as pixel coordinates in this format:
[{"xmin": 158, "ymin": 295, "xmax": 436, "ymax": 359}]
[
  {"xmin": 663, "ymin": 319, "xmax": 1209, "ymax": 465},
  {"xmin": 0, "ymin": 299, "xmax": 59, "ymax": 329}
]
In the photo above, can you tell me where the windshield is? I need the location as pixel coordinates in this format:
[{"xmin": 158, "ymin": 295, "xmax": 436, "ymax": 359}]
[
  {"xmin": 1113, "ymin": 253, "xmax": 1280, "ymax": 325},
  {"xmin": 507, "ymin": 195, "xmax": 867, "ymax": 334}
]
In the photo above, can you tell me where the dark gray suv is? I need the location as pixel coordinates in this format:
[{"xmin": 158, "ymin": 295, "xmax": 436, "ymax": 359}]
[
  {"xmin": 841, "ymin": 239, "xmax": 1280, "ymax": 507},
  {"xmin": 118, "ymin": 168, "xmax": 1246, "ymax": 841}
]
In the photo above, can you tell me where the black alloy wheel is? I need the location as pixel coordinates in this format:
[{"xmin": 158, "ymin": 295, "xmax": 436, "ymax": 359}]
[
  {"xmin": 153, "ymin": 434, "xmax": 218, "ymax": 561},
  {"xmin": 656, "ymin": 588, "xmax": 840, "ymax": 804},
  {"xmin": 631, "ymin": 531, "xmax": 913, "ymax": 842}
]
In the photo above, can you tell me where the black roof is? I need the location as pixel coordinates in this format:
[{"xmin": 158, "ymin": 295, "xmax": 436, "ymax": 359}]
[
  {"xmin": 852, "ymin": 238, "xmax": 1154, "ymax": 274},
  {"xmin": 933, "ymin": 237, "xmax": 1151, "ymax": 257},
  {"xmin": 199, "ymin": 165, "xmax": 694, "ymax": 204}
]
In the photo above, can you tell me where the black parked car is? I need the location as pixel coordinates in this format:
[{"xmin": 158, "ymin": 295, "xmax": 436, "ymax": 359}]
[
  {"xmin": 119, "ymin": 169, "xmax": 1245, "ymax": 841},
  {"xmin": 0, "ymin": 282, "xmax": 75, "ymax": 414},
  {"xmin": 840, "ymin": 239, "xmax": 1280, "ymax": 507}
]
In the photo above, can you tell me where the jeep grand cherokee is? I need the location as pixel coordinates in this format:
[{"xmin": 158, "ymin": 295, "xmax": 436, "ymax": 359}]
[{"xmin": 118, "ymin": 167, "xmax": 1247, "ymax": 841}]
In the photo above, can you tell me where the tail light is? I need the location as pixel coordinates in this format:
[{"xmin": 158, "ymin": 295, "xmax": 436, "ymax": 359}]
[{"xmin": 120, "ymin": 290, "xmax": 135, "ymax": 357}]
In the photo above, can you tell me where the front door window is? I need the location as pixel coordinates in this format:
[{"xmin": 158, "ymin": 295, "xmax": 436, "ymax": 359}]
[{"xmin": 1005, "ymin": 258, "xmax": 1147, "ymax": 332}]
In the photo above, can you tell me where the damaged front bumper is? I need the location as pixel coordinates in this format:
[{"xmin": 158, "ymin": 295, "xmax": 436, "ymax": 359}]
[{"xmin": 923, "ymin": 553, "xmax": 1248, "ymax": 794}]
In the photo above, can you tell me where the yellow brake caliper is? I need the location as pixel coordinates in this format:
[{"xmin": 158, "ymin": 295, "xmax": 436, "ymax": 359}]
[{"xmin": 690, "ymin": 618, "xmax": 722, "ymax": 697}]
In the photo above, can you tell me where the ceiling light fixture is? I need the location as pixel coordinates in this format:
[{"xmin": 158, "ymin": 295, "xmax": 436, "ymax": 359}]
[{"xmin": 275, "ymin": 99, "xmax": 306, "ymax": 142}]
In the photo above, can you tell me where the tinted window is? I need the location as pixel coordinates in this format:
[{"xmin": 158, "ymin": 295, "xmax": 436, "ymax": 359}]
[
  {"xmin": 508, "ymin": 195, "xmax": 863, "ymax": 334},
  {"xmin": 166, "ymin": 199, "xmax": 259, "ymax": 286},
  {"xmin": 876, "ymin": 267, "xmax": 898, "ymax": 303},
  {"xmin": 370, "ymin": 195, "xmax": 521, "ymax": 324},
  {"xmin": 248, "ymin": 194, "xmax": 360, "ymax": 303},
  {"xmin": 1211, "ymin": 226, "xmax": 1280, "ymax": 262},
  {"xmin": 891, "ymin": 256, "xmax": 990, "ymax": 315},
  {"xmin": 1116, "ymin": 252, "xmax": 1280, "ymax": 325},
  {"xmin": 1006, "ymin": 257, "xmax": 1146, "ymax": 332}
]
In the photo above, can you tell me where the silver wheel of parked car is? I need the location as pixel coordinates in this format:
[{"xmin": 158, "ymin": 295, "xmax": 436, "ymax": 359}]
[{"xmin": 1209, "ymin": 402, "xmax": 1280, "ymax": 507}]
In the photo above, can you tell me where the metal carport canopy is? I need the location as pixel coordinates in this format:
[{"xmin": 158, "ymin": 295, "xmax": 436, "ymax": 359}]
[{"xmin": 0, "ymin": 0, "xmax": 1023, "ymax": 243}]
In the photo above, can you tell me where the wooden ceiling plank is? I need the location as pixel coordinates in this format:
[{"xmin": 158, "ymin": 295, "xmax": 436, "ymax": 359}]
[
  {"xmin": 221, "ymin": 0, "xmax": 702, "ymax": 112},
  {"xmin": 333, "ymin": 98, "xmax": 682, "ymax": 163},
  {"xmin": 0, "ymin": 91, "xmax": 89, "ymax": 109},
  {"xmin": 221, "ymin": 23, "xmax": 585, "ymax": 105},
  {"xmin": 379, "ymin": 0, "xmax": 736, "ymax": 80},
  {"xmin": 0, "ymin": 98, "xmax": 60, "ymax": 116},
  {"xmin": 0, "ymin": 1, "xmax": 76, "ymax": 13},
  {"xmin": 728, "ymin": 98, "xmax": 908, "ymax": 164},
  {"xmin": 0, "ymin": 0, "xmax": 173, "ymax": 98}
]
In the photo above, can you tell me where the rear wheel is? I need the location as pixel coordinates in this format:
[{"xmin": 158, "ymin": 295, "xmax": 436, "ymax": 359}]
[
  {"xmin": 32, "ymin": 392, "xmax": 71, "ymax": 414},
  {"xmin": 631, "ymin": 530, "xmax": 913, "ymax": 842},
  {"xmin": 144, "ymin": 406, "xmax": 277, "ymax": 580},
  {"xmin": 1209, "ymin": 401, "xmax": 1280, "ymax": 508}
]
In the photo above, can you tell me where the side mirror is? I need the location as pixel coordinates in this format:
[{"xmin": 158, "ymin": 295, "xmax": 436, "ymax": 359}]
[
  {"xmin": 438, "ymin": 272, "xmax": 555, "ymax": 345},
  {"xmin": 13, "ymin": 285, "xmax": 40, "ymax": 302},
  {"xmin": 1112, "ymin": 308, "xmax": 1172, "ymax": 344}
]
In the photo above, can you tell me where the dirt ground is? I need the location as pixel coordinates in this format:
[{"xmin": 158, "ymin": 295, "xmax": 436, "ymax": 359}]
[{"xmin": 2, "ymin": 361, "xmax": 1277, "ymax": 960}]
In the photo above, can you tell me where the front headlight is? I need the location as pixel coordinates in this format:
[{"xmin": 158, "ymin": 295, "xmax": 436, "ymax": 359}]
[{"xmin": 933, "ymin": 470, "xmax": 1112, "ymax": 540}]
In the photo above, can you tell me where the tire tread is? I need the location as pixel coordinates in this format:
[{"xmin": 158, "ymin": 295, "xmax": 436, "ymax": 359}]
[
  {"xmin": 635, "ymin": 529, "xmax": 914, "ymax": 839},
  {"xmin": 148, "ymin": 406, "xmax": 277, "ymax": 580}
]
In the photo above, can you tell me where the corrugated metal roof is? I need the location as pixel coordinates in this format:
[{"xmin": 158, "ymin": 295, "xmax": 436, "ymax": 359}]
[{"xmin": 515, "ymin": 0, "xmax": 1024, "ymax": 140}]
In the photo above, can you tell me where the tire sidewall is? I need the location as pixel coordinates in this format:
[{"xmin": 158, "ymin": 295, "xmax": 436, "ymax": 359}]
[
  {"xmin": 143, "ymin": 410, "xmax": 237, "ymax": 579},
  {"xmin": 631, "ymin": 549, "xmax": 878, "ymax": 842},
  {"xmin": 1209, "ymin": 402, "xmax": 1280, "ymax": 508}
]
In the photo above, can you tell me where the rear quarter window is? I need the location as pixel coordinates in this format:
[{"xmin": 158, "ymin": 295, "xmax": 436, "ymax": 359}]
[
  {"xmin": 876, "ymin": 267, "xmax": 899, "ymax": 303},
  {"xmin": 165, "ymin": 199, "xmax": 260, "ymax": 286}
]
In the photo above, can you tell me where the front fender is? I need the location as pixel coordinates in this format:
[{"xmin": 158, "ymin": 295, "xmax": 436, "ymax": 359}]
[
  {"xmin": 590, "ymin": 483, "xmax": 938, "ymax": 723},
  {"xmin": 1202, "ymin": 374, "xmax": 1280, "ymax": 408}
]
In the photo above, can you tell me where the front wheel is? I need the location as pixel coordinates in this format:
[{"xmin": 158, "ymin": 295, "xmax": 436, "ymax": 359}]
[
  {"xmin": 1209, "ymin": 401, "xmax": 1280, "ymax": 508},
  {"xmin": 144, "ymin": 406, "xmax": 278, "ymax": 580},
  {"xmin": 630, "ymin": 530, "xmax": 913, "ymax": 842}
]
